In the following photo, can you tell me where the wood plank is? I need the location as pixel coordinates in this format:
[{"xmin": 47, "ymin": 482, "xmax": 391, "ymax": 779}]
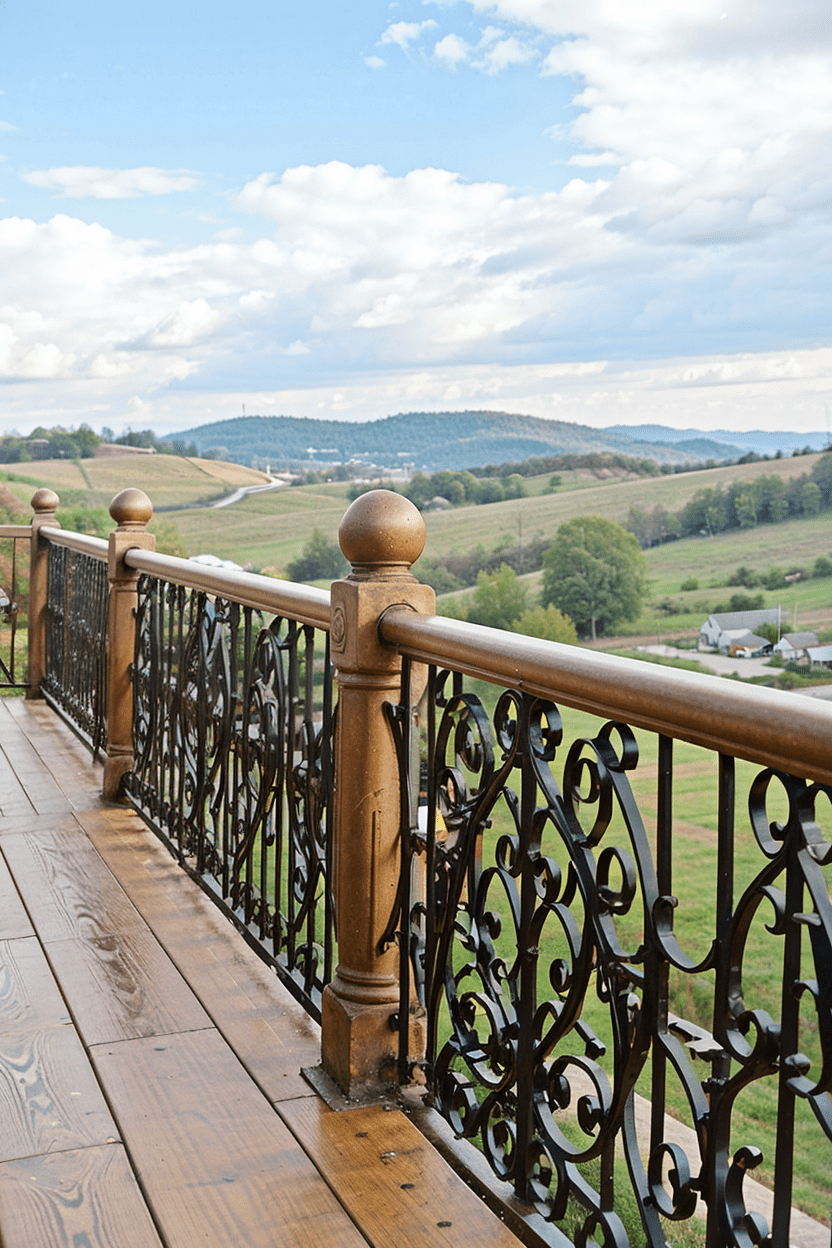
[
  {"xmin": 0, "ymin": 745, "xmax": 34, "ymax": 820},
  {"xmin": 1, "ymin": 823, "xmax": 147, "ymax": 944},
  {"xmin": 0, "ymin": 938, "xmax": 72, "ymax": 1035},
  {"xmin": 0, "ymin": 855, "xmax": 34, "ymax": 940},
  {"xmin": 0, "ymin": 1025, "xmax": 119, "ymax": 1162},
  {"xmin": 91, "ymin": 1029, "xmax": 365, "ymax": 1248},
  {"xmin": 82, "ymin": 810, "xmax": 321, "ymax": 1101},
  {"xmin": 6, "ymin": 700, "xmax": 104, "ymax": 811},
  {"xmin": 278, "ymin": 1099, "xmax": 522, "ymax": 1248},
  {"xmin": 0, "ymin": 716, "xmax": 72, "ymax": 816},
  {"xmin": 45, "ymin": 927, "xmax": 212, "ymax": 1046},
  {"xmin": 0, "ymin": 1144, "xmax": 163, "ymax": 1248}
]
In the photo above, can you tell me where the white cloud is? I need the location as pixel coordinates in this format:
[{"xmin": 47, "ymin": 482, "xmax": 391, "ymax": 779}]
[
  {"xmin": 0, "ymin": 121, "xmax": 17, "ymax": 133},
  {"xmin": 380, "ymin": 19, "xmax": 437, "ymax": 50},
  {"xmin": 143, "ymin": 299, "xmax": 221, "ymax": 348},
  {"xmin": 21, "ymin": 166, "xmax": 200, "ymax": 199},
  {"xmin": 434, "ymin": 34, "xmax": 470, "ymax": 67},
  {"xmin": 432, "ymin": 25, "xmax": 537, "ymax": 72},
  {"xmin": 365, "ymin": 55, "xmax": 387, "ymax": 69}
]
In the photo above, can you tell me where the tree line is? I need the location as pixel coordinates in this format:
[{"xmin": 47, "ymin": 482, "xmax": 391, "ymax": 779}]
[
  {"xmin": 0, "ymin": 424, "xmax": 198, "ymax": 463},
  {"xmin": 625, "ymin": 452, "xmax": 832, "ymax": 546}
]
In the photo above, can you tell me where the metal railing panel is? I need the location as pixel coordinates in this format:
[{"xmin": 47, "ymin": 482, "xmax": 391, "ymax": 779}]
[
  {"xmin": 124, "ymin": 548, "xmax": 331, "ymax": 631},
  {"xmin": 383, "ymin": 625, "xmax": 832, "ymax": 1246},
  {"xmin": 41, "ymin": 542, "xmax": 109, "ymax": 751},
  {"xmin": 125, "ymin": 572, "xmax": 336, "ymax": 1018},
  {"xmin": 380, "ymin": 609, "xmax": 832, "ymax": 786},
  {"xmin": 0, "ymin": 526, "xmax": 29, "ymax": 690}
]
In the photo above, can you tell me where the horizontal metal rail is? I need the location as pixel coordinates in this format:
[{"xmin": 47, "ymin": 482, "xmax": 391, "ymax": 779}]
[
  {"xmin": 0, "ymin": 525, "xmax": 31, "ymax": 539},
  {"xmin": 125, "ymin": 548, "xmax": 331, "ymax": 630},
  {"xmin": 45, "ymin": 528, "xmax": 109, "ymax": 561},
  {"xmin": 381, "ymin": 607, "xmax": 832, "ymax": 785}
]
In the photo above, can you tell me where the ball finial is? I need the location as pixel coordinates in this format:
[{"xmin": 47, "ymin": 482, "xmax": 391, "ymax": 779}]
[
  {"xmin": 109, "ymin": 488, "xmax": 153, "ymax": 530},
  {"xmin": 338, "ymin": 490, "xmax": 426, "ymax": 573},
  {"xmin": 31, "ymin": 488, "xmax": 60, "ymax": 514}
]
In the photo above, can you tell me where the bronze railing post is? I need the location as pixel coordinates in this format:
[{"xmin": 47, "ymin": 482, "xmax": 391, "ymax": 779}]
[
  {"xmin": 321, "ymin": 490, "xmax": 435, "ymax": 1094},
  {"xmin": 26, "ymin": 488, "xmax": 61, "ymax": 699},
  {"xmin": 103, "ymin": 488, "xmax": 155, "ymax": 800}
]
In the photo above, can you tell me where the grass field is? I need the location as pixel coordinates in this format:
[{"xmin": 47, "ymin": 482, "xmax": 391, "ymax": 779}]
[
  {"xmin": 1, "ymin": 453, "xmax": 269, "ymax": 511},
  {"xmin": 6, "ymin": 449, "xmax": 831, "ymax": 635}
]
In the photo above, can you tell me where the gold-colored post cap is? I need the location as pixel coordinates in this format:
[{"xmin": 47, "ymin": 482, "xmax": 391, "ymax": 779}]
[
  {"xmin": 338, "ymin": 489, "xmax": 426, "ymax": 569},
  {"xmin": 109, "ymin": 488, "xmax": 153, "ymax": 529},
  {"xmin": 31, "ymin": 488, "xmax": 60, "ymax": 513}
]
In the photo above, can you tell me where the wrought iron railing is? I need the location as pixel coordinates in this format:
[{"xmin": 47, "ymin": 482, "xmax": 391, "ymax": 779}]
[
  {"xmin": 122, "ymin": 551, "xmax": 335, "ymax": 1019},
  {"xmin": 0, "ymin": 525, "xmax": 30, "ymax": 690},
  {"xmin": 17, "ymin": 484, "xmax": 832, "ymax": 1245},
  {"xmin": 40, "ymin": 532, "xmax": 109, "ymax": 753},
  {"xmin": 381, "ymin": 611, "xmax": 832, "ymax": 1248}
]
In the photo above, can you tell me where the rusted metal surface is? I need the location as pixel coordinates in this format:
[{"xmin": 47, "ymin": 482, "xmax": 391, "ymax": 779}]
[
  {"xmin": 386, "ymin": 653, "xmax": 832, "ymax": 1247},
  {"xmin": 125, "ymin": 573, "xmax": 336, "ymax": 1018}
]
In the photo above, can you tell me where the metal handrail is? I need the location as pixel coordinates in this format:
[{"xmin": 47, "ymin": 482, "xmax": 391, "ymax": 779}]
[
  {"xmin": 124, "ymin": 547, "xmax": 331, "ymax": 630},
  {"xmin": 45, "ymin": 529, "xmax": 109, "ymax": 561},
  {"xmin": 381, "ymin": 607, "xmax": 832, "ymax": 785},
  {"xmin": 0, "ymin": 525, "xmax": 31, "ymax": 539}
]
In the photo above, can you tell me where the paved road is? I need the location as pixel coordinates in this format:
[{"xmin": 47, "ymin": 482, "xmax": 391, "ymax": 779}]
[
  {"xmin": 211, "ymin": 478, "xmax": 286, "ymax": 508},
  {"xmin": 636, "ymin": 644, "xmax": 774, "ymax": 678},
  {"xmin": 636, "ymin": 644, "xmax": 832, "ymax": 699}
]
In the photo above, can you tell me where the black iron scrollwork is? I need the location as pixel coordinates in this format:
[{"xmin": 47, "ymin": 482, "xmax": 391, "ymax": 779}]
[
  {"xmin": 394, "ymin": 666, "xmax": 832, "ymax": 1247},
  {"xmin": 41, "ymin": 544, "xmax": 109, "ymax": 754},
  {"xmin": 126, "ymin": 574, "xmax": 336, "ymax": 1018}
]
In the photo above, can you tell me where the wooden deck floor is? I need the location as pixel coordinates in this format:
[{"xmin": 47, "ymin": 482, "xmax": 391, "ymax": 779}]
[{"xmin": 0, "ymin": 698, "xmax": 524, "ymax": 1248}]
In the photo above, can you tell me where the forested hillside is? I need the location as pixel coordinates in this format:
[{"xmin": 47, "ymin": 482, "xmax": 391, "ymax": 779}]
[{"xmin": 165, "ymin": 411, "xmax": 739, "ymax": 472}]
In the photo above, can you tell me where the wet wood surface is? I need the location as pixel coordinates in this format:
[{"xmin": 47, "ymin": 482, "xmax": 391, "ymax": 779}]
[
  {"xmin": 279, "ymin": 1098, "xmax": 523, "ymax": 1248},
  {"xmin": 0, "ymin": 698, "xmax": 521, "ymax": 1248}
]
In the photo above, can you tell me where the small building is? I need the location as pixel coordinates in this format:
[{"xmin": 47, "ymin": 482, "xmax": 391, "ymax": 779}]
[
  {"xmin": 805, "ymin": 644, "xmax": 832, "ymax": 670},
  {"xmin": 729, "ymin": 632, "xmax": 773, "ymax": 658},
  {"xmin": 699, "ymin": 609, "xmax": 780, "ymax": 654},
  {"xmin": 773, "ymin": 631, "xmax": 819, "ymax": 661}
]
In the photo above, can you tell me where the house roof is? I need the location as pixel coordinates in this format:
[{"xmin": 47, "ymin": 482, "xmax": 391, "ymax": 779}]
[
  {"xmin": 706, "ymin": 609, "xmax": 780, "ymax": 631},
  {"xmin": 730, "ymin": 632, "xmax": 771, "ymax": 649},
  {"xmin": 776, "ymin": 631, "xmax": 819, "ymax": 648}
]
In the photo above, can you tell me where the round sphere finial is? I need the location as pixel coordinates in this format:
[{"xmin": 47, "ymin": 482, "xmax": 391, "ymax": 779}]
[
  {"xmin": 31, "ymin": 487, "xmax": 60, "ymax": 514},
  {"xmin": 109, "ymin": 488, "xmax": 153, "ymax": 530},
  {"xmin": 339, "ymin": 489, "xmax": 426, "ymax": 571}
]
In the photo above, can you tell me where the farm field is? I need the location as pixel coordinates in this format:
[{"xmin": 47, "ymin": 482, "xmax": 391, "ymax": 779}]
[
  {"xmin": 4, "ymin": 451, "xmax": 831, "ymax": 637},
  {"xmin": 1, "ymin": 453, "xmax": 269, "ymax": 511}
]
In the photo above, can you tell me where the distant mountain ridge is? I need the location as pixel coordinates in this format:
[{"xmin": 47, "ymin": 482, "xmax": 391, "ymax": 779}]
[
  {"xmin": 166, "ymin": 412, "xmax": 828, "ymax": 473},
  {"xmin": 168, "ymin": 411, "xmax": 766, "ymax": 473},
  {"xmin": 602, "ymin": 424, "xmax": 829, "ymax": 457}
]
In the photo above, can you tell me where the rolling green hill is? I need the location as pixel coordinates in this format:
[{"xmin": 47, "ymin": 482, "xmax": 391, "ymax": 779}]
[{"xmin": 163, "ymin": 411, "xmax": 740, "ymax": 473}]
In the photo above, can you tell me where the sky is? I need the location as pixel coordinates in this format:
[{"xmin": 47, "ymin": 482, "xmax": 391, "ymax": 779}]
[{"xmin": 1, "ymin": 0, "xmax": 831, "ymax": 438}]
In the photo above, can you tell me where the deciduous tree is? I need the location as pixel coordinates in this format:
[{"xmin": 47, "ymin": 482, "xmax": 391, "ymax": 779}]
[{"xmin": 541, "ymin": 516, "xmax": 647, "ymax": 640}]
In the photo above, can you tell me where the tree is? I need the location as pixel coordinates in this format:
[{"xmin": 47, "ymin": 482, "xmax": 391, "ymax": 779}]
[
  {"xmin": 467, "ymin": 563, "xmax": 528, "ymax": 630},
  {"xmin": 540, "ymin": 516, "xmax": 647, "ymax": 640},
  {"xmin": 285, "ymin": 530, "xmax": 347, "ymax": 582},
  {"xmin": 511, "ymin": 604, "xmax": 577, "ymax": 645}
]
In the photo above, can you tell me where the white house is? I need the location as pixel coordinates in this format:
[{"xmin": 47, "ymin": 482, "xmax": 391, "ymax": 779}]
[
  {"xmin": 805, "ymin": 644, "xmax": 832, "ymax": 670},
  {"xmin": 773, "ymin": 631, "xmax": 819, "ymax": 661},
  {"xmin": 699, "ymin": 609, "xmax": 780, "ymax": 654}
]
